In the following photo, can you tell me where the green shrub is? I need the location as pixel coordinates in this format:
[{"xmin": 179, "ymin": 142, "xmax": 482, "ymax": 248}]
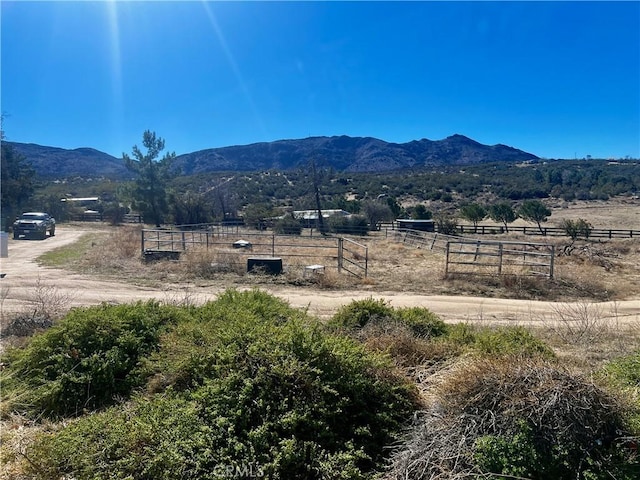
[
  {"xmin": 562, "ymin": 217, "xmax": 593, "ymax": 240},
  {"xmin": 603, "ymin": 350, "xmax": 640, "ymax": 389},
  {"xmin": 329, "ymin": 300, "xmax": 447, "ymax": 337},
  {"xmin": 473, "ymin": 421, "xmax": 543, "ymax": 479},
  {"xmin": 601, "ymin": 350, "xmax": 640, "ymax": 434},
  {"xmin": 473, "ymin": 326, "xmax": 555, "ymax": 359},
  {"xmin": 1, "ymin": 301, "xmax": 184, "ymax": 418},
  {"xmin": 328, "ymin": 297, "xmax": 395, "ymax": 330},
  {"xmin": 27, "ymin": 394, "xmax": 204, "ymax": 480},
  {"xmin": 441, "ymin": 322, "xmax": 477, "ymax": 346},
  {"xmin": 474, "ymin": 423, "xmax": 639, "ymax": 480},
  {"xmin": 328, "ymin": 215, "xmax": 369, "ymax": 235},
  {"xmin": 394, "ymin": 307, "xmax": 448, "ymax": 338},
  {"xmin": 273, "ymin": 214, "xmax": 303, "ymax": 235},
  {"xmin": 25, "ymin": 290, "xmax": 419, "ymax": 479}
]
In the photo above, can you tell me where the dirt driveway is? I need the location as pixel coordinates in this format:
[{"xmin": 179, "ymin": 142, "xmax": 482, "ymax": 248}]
[{"xmin": 2, "ymin": 226, "xmax": 639, "ymax": 326}]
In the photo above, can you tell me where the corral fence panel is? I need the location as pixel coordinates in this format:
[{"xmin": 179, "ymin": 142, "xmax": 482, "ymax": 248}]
[
  {"xmin": 141, "ymin": 227, "xmax": 368, "ymax": 277},
  {"xmin": 337, "ymin": 237, "xmax": 368, "ymax": 278},
  {"xmin": 444, "ymin": 239, "xmax": 555, "ymax": 278},
  {"xmin": 389, "ymin": 228, "xmax": 554, "ymax": 278},
  {"xmin": 388, "ymin": 228, "xmax": 458, "ymax": 251}
]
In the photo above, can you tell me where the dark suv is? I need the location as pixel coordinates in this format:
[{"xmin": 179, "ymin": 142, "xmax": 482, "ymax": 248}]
[{"xmin": 13, "ymin": 212, "xmax": 56, "ymax": 240}]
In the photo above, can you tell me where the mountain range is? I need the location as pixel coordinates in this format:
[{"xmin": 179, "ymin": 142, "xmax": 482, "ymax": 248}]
[{"xmin": 5, "ymin": 134, "xmax": 538, "ymax": 178}]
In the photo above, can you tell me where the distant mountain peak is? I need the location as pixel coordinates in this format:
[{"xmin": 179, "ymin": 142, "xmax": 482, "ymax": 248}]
[
  {"xmin": 173, "ymin": 134, "xmax": 538, "ymax": 174},
  {"xmin": 6, "ymin": 134, "xmax": 538, "ymax": 178}
]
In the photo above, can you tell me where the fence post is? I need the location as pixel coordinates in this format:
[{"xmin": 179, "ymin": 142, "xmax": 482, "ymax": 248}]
[
  {"xmin": 445, "ymin": 242, "xmax": 450, "ymax": 275},
  {"xmin": 141, "ymin": 229, "xmax": 145, "ymax": 254},
  {"xmin": 549, "ymin": 245, "xmax": 555, "ymax": 279},
  {"xmin": 181, "ymin": 231, "xmax": 186, "ymax": 251},
  {"xmin": 498, "ymin": 243, "xmax": 503, "ymax": 275},
  {"xmin": 338, "ymin": 237, "xmax": 343, "ymax": 273},
  {"xmin": 429, "ymin": 233, "xmax": 438, "ymax": 250},
  {"xmin": 272, "ymin": 235, "xmax": 275, "ymax": 256},
  {"xmin": 364, "ymin": 245, "xmax": 368, "ymax": 277}
]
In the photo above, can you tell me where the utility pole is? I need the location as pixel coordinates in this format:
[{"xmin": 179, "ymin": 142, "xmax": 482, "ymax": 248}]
[{"xmin": 311, "ymin": 159, "xmax": 326, "ymax": 234}]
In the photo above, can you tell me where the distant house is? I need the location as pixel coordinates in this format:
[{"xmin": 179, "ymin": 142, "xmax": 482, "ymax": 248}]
[
  {"xmin": 61, "ymin": 197, "xmax": 101, "ymax": 220},
  {"xmin": 291, "ymin": 209, "xmax": 351, "ymax": 228},
  {"xmin": 61, "ymin": 196, "xmax": 100, "ymax": 205}
]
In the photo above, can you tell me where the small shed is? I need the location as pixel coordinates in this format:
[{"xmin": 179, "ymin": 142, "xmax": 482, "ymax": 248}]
[{"xmin": 397, "ymin": 219, "xmax": 435, "ymax": 232}]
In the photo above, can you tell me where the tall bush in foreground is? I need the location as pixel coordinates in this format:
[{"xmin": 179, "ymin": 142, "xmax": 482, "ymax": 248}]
[{"xmin": 23, "ymin": 290, "xmax": 419, "ymax": 479}]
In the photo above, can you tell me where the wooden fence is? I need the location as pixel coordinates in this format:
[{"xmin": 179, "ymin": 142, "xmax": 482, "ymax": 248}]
[
  {"xmin": 379, "ymin": 222, "xmax": 639, "ymax": 239},
  {"xmin": 452, "ymin": 224, "xmax": 640, "ymax": 239}
]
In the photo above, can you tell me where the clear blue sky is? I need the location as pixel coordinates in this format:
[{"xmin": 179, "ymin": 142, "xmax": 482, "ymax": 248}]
[{"xmin": 2, "ymin": 1, "xmax": 639, "ymax": 160}]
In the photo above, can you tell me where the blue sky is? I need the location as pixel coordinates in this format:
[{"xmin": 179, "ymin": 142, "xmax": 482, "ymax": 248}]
[{"xmin": 2, "ymin": 1, "xmax": 639, "ymax": 160}]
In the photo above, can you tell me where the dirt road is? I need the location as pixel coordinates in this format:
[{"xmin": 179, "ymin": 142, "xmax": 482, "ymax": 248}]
[{"xmin": 2, "ymin": 226, "xmax": 639, "ymax": 326}]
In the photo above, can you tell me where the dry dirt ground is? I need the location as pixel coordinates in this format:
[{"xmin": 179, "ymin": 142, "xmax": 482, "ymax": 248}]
[{"xmin": 1, "ymin": 205, "xmax": 639, "ymax": 328}]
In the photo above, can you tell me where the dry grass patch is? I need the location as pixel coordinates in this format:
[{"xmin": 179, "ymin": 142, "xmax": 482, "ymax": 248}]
[
  {"xmin": 536, "ymin": 301, "xmax": 640, "ymax": 371},
  {"xmin": 0, "ymin": 277, "xmax": 74, "ymax": 350},
  {"xmin": 359, "ymin": 320, "xmax": 460, "ymax": 369}
]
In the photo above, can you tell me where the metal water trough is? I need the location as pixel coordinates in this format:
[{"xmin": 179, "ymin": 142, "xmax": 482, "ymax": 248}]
[
  {"xmin": 143, "ymin": 250, "xmax": 181, "ymax": 262},
  {"xmin": 247, "ymin": 257, "xmax": 283, "ymax": 275}
]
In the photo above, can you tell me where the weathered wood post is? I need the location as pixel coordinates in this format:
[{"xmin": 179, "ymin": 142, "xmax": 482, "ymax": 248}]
[{"xmin": 445, "ymin": 242, "xmax": 450, "ymax": 275}]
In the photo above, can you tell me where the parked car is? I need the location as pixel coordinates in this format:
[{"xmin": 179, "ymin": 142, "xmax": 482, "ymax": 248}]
[{"xmin": 13, "ymin": 212, "xmax": 56, "ymax": 240}]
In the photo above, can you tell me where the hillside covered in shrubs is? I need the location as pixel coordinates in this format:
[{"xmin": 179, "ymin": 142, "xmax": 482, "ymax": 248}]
[{"xmin": 1, "ymin": 291, "xmax": 638, "ymax": 479}]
